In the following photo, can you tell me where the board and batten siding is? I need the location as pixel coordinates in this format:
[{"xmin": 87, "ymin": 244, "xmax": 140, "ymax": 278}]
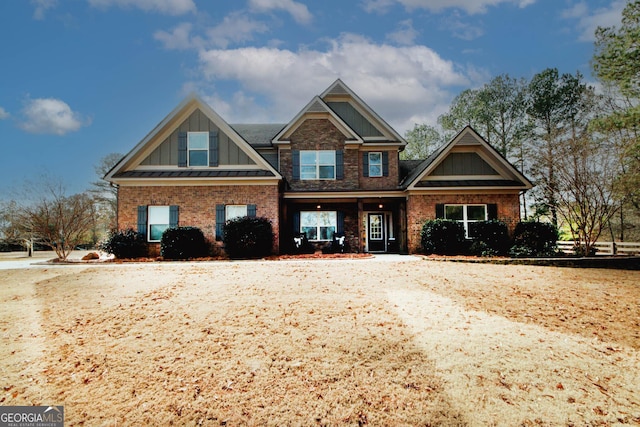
[
  {"xmin": 431, "ymin": 152, "xmax": 498, "ymax": 176},
  {"xmin": 326, "ymin": 102, "xmax": 383, "ymax": 138},
  {"xmin": 141, "ymin": 109, "xmax": 256, "ymax": 166}
]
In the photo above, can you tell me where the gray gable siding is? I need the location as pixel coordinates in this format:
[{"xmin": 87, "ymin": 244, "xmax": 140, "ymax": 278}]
[
  {"xmin": 326, "ymin": 102, "xmax": 383, "ymax": 137},
  {"xmin": 141, "ymin": 109, "xmax": 255, "ymax": 166},
  {"xmin": 431, "ymin": 152, "xmax": 498, "ymax": 176}
]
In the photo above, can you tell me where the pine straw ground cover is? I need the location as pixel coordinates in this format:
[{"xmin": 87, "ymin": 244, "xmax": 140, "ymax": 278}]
[{"xmin": 0, "ymin": 259, "xmax": 639, "ymax": 425}]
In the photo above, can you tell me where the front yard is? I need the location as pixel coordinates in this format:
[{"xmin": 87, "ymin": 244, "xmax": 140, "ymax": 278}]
[{"xmin": 1, "ymin": 258, "xmax": 639, "ymax": 425}]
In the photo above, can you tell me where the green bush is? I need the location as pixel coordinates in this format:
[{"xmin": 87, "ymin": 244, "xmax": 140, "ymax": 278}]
[
  {"xmin": 509, "ymin": 221, "xmax": 558, "ymax": 257},
  {"xmin": 223, "ymin": 216, "xmax": 274, "ymax": 259},
  {"xmin": 421, "ymin": 219, "xmax": 466, "ymax": 255},
  {"xmin": 99, "ymin": 228, "xmax": 147, "ymax": 259},
  {"xmin": 469, "ymin": 220, "xmax": 510, "ymax": 256},
  {"xmin": 160, "ymin": 226, "xmax": 208, "ymax": 260}
]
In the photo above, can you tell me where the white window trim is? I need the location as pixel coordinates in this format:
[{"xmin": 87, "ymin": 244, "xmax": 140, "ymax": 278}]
[
  {"xmin": 300, "ymin": 150, "xmax": 336, "ymax": 180},
  {"xmin": 187, "ymin": 131, "xmax": 209, "ymax": 167},
  {"xmin": 368, "ymin": 152, "xmax": 383, "ymax": 177},
  {"xmin": 444, "ymin": 204, "xmax": 487, "ymax": 238},
  {"xmin": 148, "ymin": 206, "xmax": 170, "ymax": 243}
]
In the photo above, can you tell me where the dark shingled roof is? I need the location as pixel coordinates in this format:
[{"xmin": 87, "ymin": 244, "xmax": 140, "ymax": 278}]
[
  {"xmin": 231, "ymin": 124, "xmax": 286, "ymax": 147},
  {"xmin": 113, "ymin": 170, "xmax": 276, "ymax": 178},
  {"xmin": 414, "ymin": 179, "xmax": 525, "ymax": 188},
  {"xmin": 399, "ymin": 160, "xmax": 423, "ymax": 183}
]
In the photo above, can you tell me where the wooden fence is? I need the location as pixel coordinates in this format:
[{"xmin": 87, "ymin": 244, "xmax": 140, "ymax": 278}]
[{"xmin": 556, "ymin": 241, "xmax": 640, "ymax": 256}]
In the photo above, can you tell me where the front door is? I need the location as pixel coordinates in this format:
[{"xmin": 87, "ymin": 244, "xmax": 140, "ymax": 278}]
[{"xmin": 368, "ymin": 213, "xmax": 385, "ymax": 252}]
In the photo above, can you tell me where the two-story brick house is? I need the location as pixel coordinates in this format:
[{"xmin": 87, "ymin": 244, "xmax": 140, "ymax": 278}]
[{"xmin": 106, "ymin": 79, "xmax": 532, "ymax": 255}]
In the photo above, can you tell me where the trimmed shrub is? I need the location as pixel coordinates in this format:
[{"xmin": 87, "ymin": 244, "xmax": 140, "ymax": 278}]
[
  {"xmin": 469, "ymin": 220, "xmax": 510, "ymax": 256},
  {"xmin": 223, "ymin": 216, "xmax": 274, "ymax": 259},
  {"xmin": 99, "ymin": 228, "xmax": 147, "ymax": 259},
  {"xmin": 421, "ymin": 219, "xmax": 466, "ymax": 255},
  {"xmin": 160, "ymin": 226, "xmax": 208, "ymax": 260},
  {"xmin": 509, "ymin": 221, "xmax": 558, "ymax": 257}
]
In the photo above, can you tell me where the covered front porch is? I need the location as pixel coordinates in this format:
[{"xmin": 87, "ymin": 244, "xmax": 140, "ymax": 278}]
[{"xmin": 280, "ymin": 192, "xmax": 407, "ymax": 254}]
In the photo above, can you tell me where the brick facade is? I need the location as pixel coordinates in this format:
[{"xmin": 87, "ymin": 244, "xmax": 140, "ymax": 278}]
[
  {"xmin": 280, "ymin": 119, "xmax": 400, "ymax": 192},
  {"xmin": 118, "ymin": 184, "xmax": 280, "ymax": 253},
  {"xmin": 406, "ymin": 192, "xmax": 521, "ymax": 253}
]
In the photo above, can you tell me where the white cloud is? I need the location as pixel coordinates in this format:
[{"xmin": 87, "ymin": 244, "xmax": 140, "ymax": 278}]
[
  {"xmin": 87, "ymin": 0, "xmax": 196, "ymax": 15},
  {"xmin": 362, "ymin": 0, "xmax": 396, "ymax": 14},
  {"xmin": 562, "ymin": 0, "xmax": 625, "ymax": 42},
  {"xmin": 197, "ymin": 34, "xmax": 472, "ymax": 132},
  {"xmin": 154, "ymin": 22, "xmax": 198, "ymax": 50},
  {"xmin": 248, "ymin": 0, "xmax": 312, "ymax": 24},
  {"xmin": 31, "ymin": 0, "xmax": 57, "ymax": 20},
  {"xmin": 0, "ymin": 107, "xmax": 9, "ymax": 120},
  {"xmin": 206, "ymin": 12, "xmax": 270, "ymax": 49},
  {"xmin": 442, "ymin": 12, "xmax": 485, "ymax": 40},
  {"xmin": 363, "ymin": 0, "xmax": 536, "ymax": 14},
  {"xmin": 386, "ymin": 19, "xmax": 419, "ymax": 45},
  {"xmin": 19, "ymin": 98, "xmax": 89, "ymax": 135}
]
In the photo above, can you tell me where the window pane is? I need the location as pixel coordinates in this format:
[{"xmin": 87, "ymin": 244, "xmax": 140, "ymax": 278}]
[
  {"xmin": 189, "ymin": 150, "xmax": 208, "ymax": 166},
  {"xmin": 369, "ymin": 152, "xmax": 381, "ymax": 164},
  {"xmin": 301, "ymin": 226, "xmax": 317, "ymax": 240},
  {"xmin": 445, "ymin": 205, "xmax": 463, "ymax": 220},
  {"xmin": 226, "ymin": 205, "xmax": 247, "ymax": 221},
  {"xmin": 319, "ymin": 226, "xmax": 335, "ymax": 240},
  {"xmin": 318, "ymin": 151, "xmax": 335, "ymax": 165},
  {"xmin": 319, "ymin": 165, "xmax": 335, "ymax": 179},
  {"xmin": 150, "ymin": 224, "xmax": 168, "ymax": 241},
  {"xmin": 300, "ymin": 212, "xmax": 318, "ymax": 227},
  {"xmin": 300, "ymin": 166, "xmax": 317, "ymax": 180},
  {"xmin": 317, "ymin": 211, "xmax": 336, "ymax": 226},
  {"xmin": 369, "ymin": 164, "xmax": 382, "ymax": 177},
  {"xmin": 467, "ymin": 205, "xmax": 487, "ymax": 221},
  {"xmin": 148, "ymin": 206, "xmax": 169, "ymax": 223},
  {"xmin": 188, "ymin": 132, "xmax": 209, "ymax": 149},
  {"xmin": 300, "ymin": 151, "xmax": 316, "ymax": 164}
]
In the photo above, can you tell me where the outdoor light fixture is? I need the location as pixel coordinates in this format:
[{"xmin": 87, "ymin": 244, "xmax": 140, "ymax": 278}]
[
  {"xmin": 316, "ymin": 205, "xmax": 321, "ymax": 209},
  {"xmin": 378, "ymin": 204, "xmax": 383, "ymax": 209}
]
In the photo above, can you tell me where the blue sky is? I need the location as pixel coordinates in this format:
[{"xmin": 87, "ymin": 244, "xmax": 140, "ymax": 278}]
[{"xmin": 0, "ymin": 0, "xmax": 627, "ymax": 197}]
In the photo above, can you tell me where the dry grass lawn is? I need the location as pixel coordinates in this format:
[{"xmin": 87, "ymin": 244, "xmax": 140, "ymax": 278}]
[{"xmin": 1, "ymin": 257, "xmax": 639, "ymax": 426}]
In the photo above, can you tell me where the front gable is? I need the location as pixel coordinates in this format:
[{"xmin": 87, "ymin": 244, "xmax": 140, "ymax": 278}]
[
  {"xmin": 106, "ymin": 95, "xmax": 281, "ymax": 185},
  {"xmin": 141, "ymin": 108, "xmax": 255, "ymax": 167},
  {"xmin": 405, "ymin": 126, "xmax": 533, "ymax": 191},
  {"xmin": 321, "ymin": 79, "xmax": 406, "ymax": 145},
  {"xmin": 272, "ymin": 96, "xmax": 362, "ymax": 146}
]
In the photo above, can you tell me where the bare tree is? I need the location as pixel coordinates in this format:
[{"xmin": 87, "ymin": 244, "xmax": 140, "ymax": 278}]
[
  {"xmin": 554, "ymin": 133, "xmax": 620, "ymax": 255},
  {"xmin": 90, "ymin": 152, "xmax": 123, "ymax": 231},
  {"xmin": 15, "ymin": 180, "xmax": 96, "ymax": 260}
]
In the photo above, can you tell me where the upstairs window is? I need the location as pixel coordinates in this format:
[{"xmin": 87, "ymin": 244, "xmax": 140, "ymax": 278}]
[
  {"xmin": 188, "ymin": 132, "xmax": 209, "ymax": 167},
  {"xmin": 368, "ymin": 152, "xmax": 383, "ymax": 177},
  {"xmin": 300, "ymin": 151, "xmax": 335, "ymax": 180}
]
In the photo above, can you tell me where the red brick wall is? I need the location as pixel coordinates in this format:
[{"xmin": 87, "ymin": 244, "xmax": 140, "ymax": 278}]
[
  {"xmin": 358, "ymin": 151, "xmax": 399, "ymax": 190},
  {"xmin": 406, "ymin": 193, "xmax": 521, "ymax": 253},
  {"xmin": 118, "ymin": 184, "xmax": 280, "ymax": 252}
]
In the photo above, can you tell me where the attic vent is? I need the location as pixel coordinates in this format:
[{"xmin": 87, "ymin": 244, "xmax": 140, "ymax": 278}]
[
  {"xmin": 308, "ymin": 100, "xmax": 327, "ymax": 113},
  {"xmin": 327, "ymin": 83, "xmax": 349, "ymax": 95}
]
